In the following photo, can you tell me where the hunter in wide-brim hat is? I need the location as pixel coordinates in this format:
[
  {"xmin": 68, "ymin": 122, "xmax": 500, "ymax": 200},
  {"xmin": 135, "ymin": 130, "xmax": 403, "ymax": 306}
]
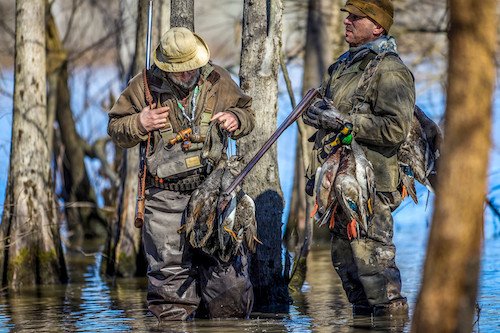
[{"xmin": 153, "ymin": 27, "xmax": 210, "ymax": 73}]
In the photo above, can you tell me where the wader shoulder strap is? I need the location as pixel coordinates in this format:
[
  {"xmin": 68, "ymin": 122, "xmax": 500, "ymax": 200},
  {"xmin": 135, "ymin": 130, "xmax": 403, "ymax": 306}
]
[{"xmin": 350, "ymin": 51, "xmax": 398, "ymax": 114}]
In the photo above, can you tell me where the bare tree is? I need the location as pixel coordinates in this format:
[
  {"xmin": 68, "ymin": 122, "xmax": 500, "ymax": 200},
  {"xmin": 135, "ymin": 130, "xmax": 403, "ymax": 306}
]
[
  {"xmin": 171, "ymin": 0, "xmax": 194, "ymax": 31},
  {"xmin": 411, "ymin": 0, "xmax": 497, "ymax": 332},
  {"xmin": 285, "ymin": 0, "xmax": 343, "ymax": 291},
  {"xmin": 46, "ymin": 9, "xmax": 108, "ymax": 246},
  {"xmin": 238, "ymin": 0, "xmax": 289, "ymax": 312},
  {"xmin": 0, "ymin": 0, "xmax": 67, "ymax": 288},
  {"xmin": 159, "ymin": 0, "xmax": 171, "ymax": 38},
  {"xmin": 104, "ymin": 0, "xmax": 156, "ymax": 278}
]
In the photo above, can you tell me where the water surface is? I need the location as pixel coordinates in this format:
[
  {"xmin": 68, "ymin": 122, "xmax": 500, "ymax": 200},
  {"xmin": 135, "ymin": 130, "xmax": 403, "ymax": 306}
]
[{"xmin": 1, "ymin": 219, "xmax": 498, "ymax": 333}]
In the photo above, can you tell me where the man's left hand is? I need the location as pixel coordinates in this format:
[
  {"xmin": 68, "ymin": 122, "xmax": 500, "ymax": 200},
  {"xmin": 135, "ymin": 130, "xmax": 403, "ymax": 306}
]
[{"xmin": 211, "ymin": 112, "xmax": 240, "ymax": 133}]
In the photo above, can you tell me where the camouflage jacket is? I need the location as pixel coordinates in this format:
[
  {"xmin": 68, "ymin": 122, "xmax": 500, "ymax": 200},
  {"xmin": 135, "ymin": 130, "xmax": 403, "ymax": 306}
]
[
  {"xmin": 309, "ymin": 47, "xmax": 415, "ymax": 192},
  {"xmin": 108, "ymin": 63, "xmax": 255, "ymax": 149}
]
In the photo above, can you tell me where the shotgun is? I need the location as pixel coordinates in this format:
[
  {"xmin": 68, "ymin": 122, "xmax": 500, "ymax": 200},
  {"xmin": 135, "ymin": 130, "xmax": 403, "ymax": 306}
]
[
  {"xmin": 219, "ymin": 88, "xmax": 321, "ymax": 211},
  {"xmin": 135, "ymin": 0, "xmax": 154, "ymax": 228}
]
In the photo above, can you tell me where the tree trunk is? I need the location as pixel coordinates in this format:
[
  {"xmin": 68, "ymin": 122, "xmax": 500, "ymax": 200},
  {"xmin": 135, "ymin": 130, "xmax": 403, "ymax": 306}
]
[
  {"xmin": 47, "ymin": 10, "xmax": 107, "ymax": 247},
  {"xmin": 171, "ymin": 0, "xmax": 194, "ymax": 31},
  {"xmin": 285, "ymin": 0, "xmax": 343, "ymax": 290},
  {"xmin": 56, "ymin": 64, "xmax": 108, "ymax": 241},
  {"xmin": 238, "ymin": 0, "xmax": 288, "ymax": 313},
  {"xmin": 411, "ymin": 0, "xmax": 496, "ymax": 332},
  {"xmin": 158, "ymin": 0, "xmax": 171, "ymax": 39},
  {"xmin": 104, "ymin": 0, "xmax": 153, "ymax": 278},
  {"xmin": 0, "ymin": 0, "xmax": 67, "ymax": 288},
  {"xmin": 117, "ymin": 0, "xmax": 137, "ymax": 81}
]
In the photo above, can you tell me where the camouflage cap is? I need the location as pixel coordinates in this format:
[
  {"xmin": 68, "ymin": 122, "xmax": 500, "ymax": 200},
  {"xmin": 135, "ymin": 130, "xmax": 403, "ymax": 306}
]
[{"xmin": 341, "ymin": 0, "xmax": 394, "ymax": 32}]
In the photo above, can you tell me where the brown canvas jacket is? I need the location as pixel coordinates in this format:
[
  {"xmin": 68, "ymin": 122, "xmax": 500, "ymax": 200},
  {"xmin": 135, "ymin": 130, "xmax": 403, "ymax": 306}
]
[
  {"xmin": 108, "ymin": 63, "xmax": 255, "ymax": 149},
  {"xmin": 312, "ymin": 52, "xmax": 415, "ymax": 192}
]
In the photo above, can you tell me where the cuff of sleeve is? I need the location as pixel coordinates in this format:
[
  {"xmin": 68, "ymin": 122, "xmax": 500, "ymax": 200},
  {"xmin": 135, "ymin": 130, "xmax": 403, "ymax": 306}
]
[
  {"xmin": 227, "ymin": 111, "xmax": 243, "ymax": 138},
  {"xmin": 135, "ymin": 113, "xmax": 149, "ymax": 139}
]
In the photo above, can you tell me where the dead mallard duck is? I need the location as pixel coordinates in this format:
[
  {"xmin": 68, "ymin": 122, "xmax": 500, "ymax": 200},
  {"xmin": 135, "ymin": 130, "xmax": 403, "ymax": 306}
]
[
  {"xmin": 313, "ymin": 146, "xmax": 342, "ymax": 224},
  {"xmin": 398, "ymin": 105, "xmax": 443, "ymax": 203},
  {"xmin": 182, "ymin": 156, "xmax": 259, "ymax": 262},
  {"xmin": 332, "ymin": 140, "xmax": 376, "ymax": 239},
  {"xmin": 313, "ymin": 140, "xmax": 375, "ymax": 239}
]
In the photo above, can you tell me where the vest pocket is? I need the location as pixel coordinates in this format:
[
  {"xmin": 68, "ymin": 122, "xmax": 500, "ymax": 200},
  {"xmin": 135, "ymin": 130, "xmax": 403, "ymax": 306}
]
[{"xmin": 147, "ymin": 139, "xmax": 204, "ymax": 179}]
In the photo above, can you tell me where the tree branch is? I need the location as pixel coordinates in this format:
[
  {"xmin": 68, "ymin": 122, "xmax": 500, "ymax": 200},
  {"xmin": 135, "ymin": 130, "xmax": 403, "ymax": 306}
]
[
  {"xmin": 279, "ymin": 51, "xmax": 297, "ymax": 109},
  {"xmin": 83, "ymin": 137, "xmax": 120, "ymax": 188}
]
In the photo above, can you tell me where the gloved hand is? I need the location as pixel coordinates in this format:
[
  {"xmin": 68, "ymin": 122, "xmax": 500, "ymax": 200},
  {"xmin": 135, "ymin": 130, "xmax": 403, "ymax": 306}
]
[{"xmin": 303, "ymin": 98, "xmax": 351, "ymax": 132}]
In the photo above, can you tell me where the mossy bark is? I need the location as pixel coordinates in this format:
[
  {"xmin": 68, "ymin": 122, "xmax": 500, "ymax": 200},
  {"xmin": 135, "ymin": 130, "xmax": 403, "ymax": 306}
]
[{"xmin": 0, "ymin": 0, "xmax": 67, "ymax": 289}]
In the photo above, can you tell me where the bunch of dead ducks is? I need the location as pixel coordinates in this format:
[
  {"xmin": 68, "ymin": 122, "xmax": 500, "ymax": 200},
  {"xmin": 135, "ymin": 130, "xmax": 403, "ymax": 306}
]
[
  {"xmin": 182, "ymin": 156, "xmax": 259, "ymax": 263},
  {"xmin": 313, "ymin": 106, "xmax": 442, "ymax": 238},
  {"xmin": 182, "ymin": 106, "xmax": 442, "ymax": 254}
]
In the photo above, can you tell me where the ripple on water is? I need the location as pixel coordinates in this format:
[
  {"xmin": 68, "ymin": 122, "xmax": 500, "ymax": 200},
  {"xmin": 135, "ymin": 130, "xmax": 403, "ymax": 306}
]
[{"xmin": 0, "ymin": 233, "xmax": 498, "ymax": 333}]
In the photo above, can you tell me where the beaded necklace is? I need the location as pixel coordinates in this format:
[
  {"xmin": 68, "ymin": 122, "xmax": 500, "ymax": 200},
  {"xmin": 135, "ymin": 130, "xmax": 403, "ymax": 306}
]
[{"xmin": 176, "ymin": 85, "xmax": 200, "ymax": 126}]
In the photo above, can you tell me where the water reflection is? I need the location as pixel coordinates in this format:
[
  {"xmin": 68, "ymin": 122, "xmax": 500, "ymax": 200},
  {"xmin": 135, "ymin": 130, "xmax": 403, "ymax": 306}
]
[
  {"xmin": 73, "ymin": 253, "xmax": 131, "ymax": 332},
  {"xmin": 0, "ymin": 232, "xmax": 498, "ymax": 332}
]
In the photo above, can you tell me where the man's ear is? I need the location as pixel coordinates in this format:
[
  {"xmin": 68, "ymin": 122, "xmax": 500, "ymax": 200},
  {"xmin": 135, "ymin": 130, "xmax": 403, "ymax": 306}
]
[{"xmin": 373, "ymin": 24, "xmax": 385, "ymax": 37}]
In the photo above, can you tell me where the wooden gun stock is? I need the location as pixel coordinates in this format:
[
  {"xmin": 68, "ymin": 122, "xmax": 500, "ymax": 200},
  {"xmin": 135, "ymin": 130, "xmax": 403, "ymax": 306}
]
[{"xmin": 135, "ymin": 194, "xmax": 146, "ymax": 228}]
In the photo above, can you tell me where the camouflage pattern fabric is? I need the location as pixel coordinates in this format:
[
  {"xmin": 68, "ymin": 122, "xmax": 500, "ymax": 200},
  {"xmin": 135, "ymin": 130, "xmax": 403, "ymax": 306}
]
[{"xmin": 330, "ymin": 191, "xmax": 406, "ymax": 309}]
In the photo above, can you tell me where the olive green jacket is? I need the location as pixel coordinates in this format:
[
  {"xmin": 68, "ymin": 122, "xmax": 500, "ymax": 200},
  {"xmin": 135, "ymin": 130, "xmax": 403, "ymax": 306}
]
[
  {"xmin": 310, "ymin": 51, "xmax": 415, "ymax": 192},
  {"xmin": 108, "ymin": 63, "xmax": 255, "ymax": 149}
]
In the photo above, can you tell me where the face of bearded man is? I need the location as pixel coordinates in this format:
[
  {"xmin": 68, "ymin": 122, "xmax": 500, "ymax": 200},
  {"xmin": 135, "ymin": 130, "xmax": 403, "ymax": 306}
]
[{"xmin": 167, "ymin": 69, "xmax": 201, "ymax": 90}]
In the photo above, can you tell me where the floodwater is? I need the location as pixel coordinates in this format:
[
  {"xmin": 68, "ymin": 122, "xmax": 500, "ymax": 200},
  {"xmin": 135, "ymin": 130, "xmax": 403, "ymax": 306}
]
[
  {"xmin": 0, "ymin": 217, "xmax": 499, "ymax": 333},
  {"xmin": 0, "ymin": 67, "xmax": 499, "ymax": 331}
]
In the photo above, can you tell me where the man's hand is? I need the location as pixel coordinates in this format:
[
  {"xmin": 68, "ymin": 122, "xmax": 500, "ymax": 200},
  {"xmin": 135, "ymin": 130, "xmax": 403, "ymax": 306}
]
[
  {"xmin": 139, "ymin": 103, "xmax": 170, "ymax": 132},
  {"xmin": 211, "ymin": 112, "xmax": 240, "ymax": 133},
  {"xmin": 303, "ymin": 99, "xmax": 350, "ymax": 132}
]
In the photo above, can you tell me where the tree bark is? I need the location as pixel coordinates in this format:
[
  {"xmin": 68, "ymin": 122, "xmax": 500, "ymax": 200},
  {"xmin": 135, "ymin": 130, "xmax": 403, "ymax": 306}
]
[
  {"xmin": 46, "ymin": 10, "xmax": 107, "ymax": 247},
  {"xmin": 117, "ymin": 0, "xmax": 137, "ymax": 81},
  {"xmin": 104, "ymin": 0, "xmax": 153, "ymax": 278},
  {"xmin": 285, "ymin": 0, "xmax": 343, "ymax": 290},
  {"xmin": 411, "ymin": 0, "xmax": 496, "ymax": 332},
  {"xmin": 0, "ymin": 0, "xmax": 67, "ymax": 288},
  {"xmin": 158, "ymin": 0, "xmax": 171, "ymax": 39},
  {"xmin": 238, "ymin": 0, "xmax": 289, "ymax": 312},
  {"xmin": 171, "ymin": 0, "xmax": 194, "ymax": 31}
]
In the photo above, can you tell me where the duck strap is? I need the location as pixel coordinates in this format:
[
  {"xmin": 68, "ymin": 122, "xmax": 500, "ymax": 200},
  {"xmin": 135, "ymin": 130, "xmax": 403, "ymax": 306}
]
[{"xmin": 350, "ymin": 51, "xmax": 398, "ymax": 114}]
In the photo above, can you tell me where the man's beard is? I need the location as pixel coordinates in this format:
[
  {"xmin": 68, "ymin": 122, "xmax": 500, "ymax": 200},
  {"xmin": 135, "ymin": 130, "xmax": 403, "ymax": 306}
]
[{"xmin": 167, "ymin": 70, "xmax": 200, "ymax": 90}]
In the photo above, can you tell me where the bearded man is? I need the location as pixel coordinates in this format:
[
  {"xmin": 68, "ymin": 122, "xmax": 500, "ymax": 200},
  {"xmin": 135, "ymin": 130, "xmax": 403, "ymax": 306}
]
[{"xmin": 108, "ymin": 27, "xmax": 255, "ymax": 321}]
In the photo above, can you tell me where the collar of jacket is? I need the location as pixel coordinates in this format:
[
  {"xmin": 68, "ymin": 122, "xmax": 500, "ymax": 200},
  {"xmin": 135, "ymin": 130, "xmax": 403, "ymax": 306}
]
[{"xmin": 336, "ymin": 35, "xmax": 398, "ymax": 68}]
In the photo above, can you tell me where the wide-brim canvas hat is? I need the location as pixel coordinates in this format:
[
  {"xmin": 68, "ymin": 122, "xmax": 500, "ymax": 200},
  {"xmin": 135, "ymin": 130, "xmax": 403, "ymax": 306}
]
[{"xmin": 153, "ymin": 27, "xmax": 210, "ymax": 73}]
